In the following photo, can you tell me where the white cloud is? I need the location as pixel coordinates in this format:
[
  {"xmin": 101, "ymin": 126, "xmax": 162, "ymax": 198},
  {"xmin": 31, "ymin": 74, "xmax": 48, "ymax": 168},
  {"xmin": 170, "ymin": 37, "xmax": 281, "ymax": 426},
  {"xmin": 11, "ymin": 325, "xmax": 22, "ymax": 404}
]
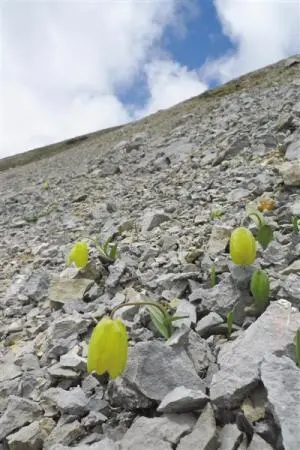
[
  {"xmin": 1, "ymin": 0, "xmax": 299, "ymax": 158},
  {"xmin": 136, "ymin": 59, "xmax": 207, "ymax": 116},
  {"xmin": 0, "ymin": 0, "xmax": 205, "ymax": 157},
  {"xmin": 202, "ymin": 0, "xmax": 300, "ymax": 83}
]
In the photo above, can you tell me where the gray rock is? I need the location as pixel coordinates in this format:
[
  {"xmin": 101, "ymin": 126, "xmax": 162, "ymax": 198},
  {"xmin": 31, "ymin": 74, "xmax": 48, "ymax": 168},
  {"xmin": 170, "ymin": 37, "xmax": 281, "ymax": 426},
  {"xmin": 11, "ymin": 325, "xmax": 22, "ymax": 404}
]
[
  {"xmin": 228, "ymin": 262, "xmax": 256, "ymax": 289},
  {"xmin": 0, "ymin": 363, "xmax": 22, "ymax": 383},
  {"xmin": 49, "ymin": 279, "xmax": 94, "ymax": 309},
  {"xmin": 6, "ymin": 418, "xmax": 56, "ymax": 450},
  {"xmin": 279, "ymin": 260, "xmax": 300, "ymax": 276},
  {"xmin": 207, "ymin": 225, "xmax": 232, "ymax": 255},
  {"xmin": 42, "ymin": 386, "xmax": 89, "ymax": 416},
  {"xmin": 280, "ymin": 273, "xmax": 300, "ymax": 306},
  {"xmin": 142, "ymin": 209, "xmax": 170, "ymax": 232},
  {"xmin": 107, "ymin": 376, "xmax": 153, "ymax": 410},
  {"xmin": 196, "ymin": 312, "xmax": 224, "ymax": 336},
  {"xmin": 43, "ymin": 420, "xmax": 85, "ymax": 449},
  {"xmin": 122, "ymin": 340, "xmax": 205, "ymax": 401},
  {"xmin": 48, "ymin": 314, "xmax": 90, "ymax": 340},
  {"xmin": 106, "ymin": 260, "xmax": 126, "ymax": 289},
  {"xmin": 81, "ymin": 411, "xmax": 107, "ymax": 428},
  {"xmin": 189, "ymin": 274, "xmax": 248, "ymax": 324},
  {"xmin": 248, "ymin": 434, "xmax": 273, "ymax": 450},
  {"xmin": 59, "ymin": 351, "xmax": 86, "ymax": 371},
  {"xmin": 260, "ymin": 354, "xmax": 300, "ymax": 450},
  {"xmin": 172, "ymin": 299, "xmax": 197, "ymax": 329},
  {"xmin": 210, "ymin": 300, "xmax": 300, "ymax": 409},
  {"xmin": 227, "ymin": 188, "xmax": 251, "ymax": 203},
  {"xmin": 218, "ymin": 423, "xmax": 243, "ymax": 450},
  {"xmin": 0, "ymin": 396, "xmax": 43, "ymax": 440},
  {"xmin": 262, "ymin": 241, "xmax": 290, "ymax": 267},
  {"xmin": 157, "ymin": 386, "xmax": 208, "ymax": 413},
  {"xmin": 22, "ymin": 270, "xmax": 50, "ymax": 302},
  {"xmin": 47, "ymin": 363, "xmax": 79, "ymax": 381},
  {"xmin": 186, "ymin": 330, "xmax": 215, "ymax": 375},
  {"xmin": 285, "ymin": 138, "xmax": 300, "ymax": 160},
  {"xmin": 177, "ymin": 403, "xmax": 219, "ymax": 450},
  {"xmin": 51, "ymin": 438, "xmax": 118, "ymax": 449},
  {"xmin": 16, "ymin": 353, "xmax": 40, "ymax": 371},
  {"xmin": 119, "ymin": 414, "xmax": 196, "ymax": 450},
  {"xmin": 279, "ymin": 162, "xmax": 300, "ymax": 186}
]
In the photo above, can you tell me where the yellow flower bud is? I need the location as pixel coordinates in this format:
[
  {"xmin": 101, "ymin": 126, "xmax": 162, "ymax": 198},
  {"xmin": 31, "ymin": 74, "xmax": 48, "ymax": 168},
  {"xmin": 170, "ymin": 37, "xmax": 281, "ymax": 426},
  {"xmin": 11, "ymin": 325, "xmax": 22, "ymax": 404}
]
[
  {"xmin": 67, "ymin": 242, "xmax": 89, "ymax": 268},
  {"xmin": 87, "ymin": 317, "xmax": 128, "ymax": 379},
  {"xmin": 229, "ymin": 227, "xmax": 256, "ymax": 265}
]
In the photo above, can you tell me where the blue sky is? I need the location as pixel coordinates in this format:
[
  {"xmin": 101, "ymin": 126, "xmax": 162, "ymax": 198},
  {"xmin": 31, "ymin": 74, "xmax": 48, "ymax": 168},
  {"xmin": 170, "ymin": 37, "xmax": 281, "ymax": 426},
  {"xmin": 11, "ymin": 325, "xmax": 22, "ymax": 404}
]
[{"xmin": 1, "ymin": 0, "xmax": 300, "ymax": 158}]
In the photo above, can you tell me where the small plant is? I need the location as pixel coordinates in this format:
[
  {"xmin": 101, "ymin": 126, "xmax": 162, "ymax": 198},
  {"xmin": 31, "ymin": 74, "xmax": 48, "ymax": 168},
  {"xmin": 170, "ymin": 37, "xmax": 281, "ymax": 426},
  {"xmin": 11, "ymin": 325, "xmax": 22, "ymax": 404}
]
[
  {"xmin": 226, "ymin": 310, "xmax": 234, "ymax": 338},
  {"xmin": 87, "ymin": 300, "xmax": 186, "ymax": 378},
  {"xmin": 247, "ymin": 211, "xmax": 274, "ymax": 250},
  {"xmin": 210, "ymin": 264, "xmax": 217, "ymax": 287},
  {"xmin": 292, "ymin": 216, "xmax": 300, "ymax": 233},
  {"xmin": 229, "ymin": 227, "xmax": 257, "ymax": 265},
  {"xmin": 67, "ymin": 241, "xmax": 89, "ymax": 268},
  {"xmin": 92, "ymin": 235, "xmax": 118, "ymax": 263},
  {"xmin": 250, "ymin": 269, "xmax": 270, "ymax": 312},
  {"xmin": 295, "ymin": 329, "xmax": 300, "ymax": 367},
  {"xmin": 87, "ymin": 316, "xmax": 128, "ymax": 379},
  {"xmin": 144, "ymin": 301, "xmax": 187, "ymax": 339},
  {"xmin": 210, "ymin": 209, "xmax": 223, "ymax": 220},
  {"xmin": 67, "ymin": 235, "xmax": 118, "ymax": 269}
]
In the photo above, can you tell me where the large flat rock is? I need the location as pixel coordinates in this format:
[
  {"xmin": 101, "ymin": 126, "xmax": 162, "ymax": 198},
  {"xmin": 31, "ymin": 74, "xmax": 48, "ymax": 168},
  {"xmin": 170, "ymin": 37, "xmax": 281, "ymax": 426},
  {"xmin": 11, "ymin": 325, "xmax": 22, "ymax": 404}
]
[
  {"xmin": 210, "ymin": 300, "xmax": 300, "ymax": 408},
  {"xmin": 122, "ymin": 340, "xmax": 205, "ymax": 401}
]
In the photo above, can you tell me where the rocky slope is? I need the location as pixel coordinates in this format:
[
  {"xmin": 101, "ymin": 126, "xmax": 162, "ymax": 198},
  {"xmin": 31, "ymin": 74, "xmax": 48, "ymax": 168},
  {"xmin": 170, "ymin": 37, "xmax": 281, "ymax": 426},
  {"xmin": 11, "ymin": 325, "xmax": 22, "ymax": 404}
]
[{"xmin": 1, "ymin": 54, "xmax": 300, "ymax": 450}]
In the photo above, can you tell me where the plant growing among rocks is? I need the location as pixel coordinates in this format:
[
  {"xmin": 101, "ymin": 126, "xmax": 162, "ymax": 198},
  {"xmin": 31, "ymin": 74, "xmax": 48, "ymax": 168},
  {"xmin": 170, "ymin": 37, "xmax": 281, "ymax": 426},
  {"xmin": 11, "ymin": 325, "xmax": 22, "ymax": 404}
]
[
  {"xmin": 250, "ymin": 269, "xmax": 270, "ymax": 312},
  {"xmin": 87, "ymin": 301, "xmax": 186, "ymax": 377},
  {"xmin": 67, "ymin": 234, "xmax": 118, "ymax": 269}
]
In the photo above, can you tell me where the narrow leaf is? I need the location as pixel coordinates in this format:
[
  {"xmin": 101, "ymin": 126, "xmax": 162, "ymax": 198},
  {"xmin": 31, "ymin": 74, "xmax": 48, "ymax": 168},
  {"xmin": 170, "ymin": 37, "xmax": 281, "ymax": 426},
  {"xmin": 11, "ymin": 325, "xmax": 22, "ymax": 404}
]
[
  {"xmin": 248, "ymin": 212, "xmax": 264, "ymax": 229},
  {"xmin": 103, "ymin": 236, "xmax": 113, "ymax": 254},
  {"xmin": 210, "ymin": 264, "xmax": 217, "ymax": 287},
  {"xmin": 256, "ymin": 224, "xmax": 274, "ymax": 250},
  {"xmin": 145, "ymin": 304, "xmax": 171, "ymax": 339},
  {"xmin": 227, "ymin": 311, "xmax": 234, "ymax": 338},
  {"xmin": 170, "ymin": 315, "xmax": 189, "ymax": 322},
  {"xmin": 109, "ymin": 243, "xmax": 118, "ymax": 260},
  {"xmin": 296, "ymin": 329, "xmax": 300, "ymax": 367},
  {"xmin": 292, "ymin": 217, "xmax": 300, "ymax": 233}
]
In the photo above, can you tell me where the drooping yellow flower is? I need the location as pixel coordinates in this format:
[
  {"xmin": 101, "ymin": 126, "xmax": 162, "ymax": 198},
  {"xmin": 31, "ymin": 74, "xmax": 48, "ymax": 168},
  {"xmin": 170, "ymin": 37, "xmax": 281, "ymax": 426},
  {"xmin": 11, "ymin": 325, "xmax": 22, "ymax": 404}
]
[
  {"xmin": 67, "ymin": 242, "xmax": 89, "ymax": 269},
  {"xmin": 87, "ymin": 317, "xmax": 128, "ymax": 379},
  {"xmin": 229, "ymin": 227, "xmax": 256, "ymax": 265}
]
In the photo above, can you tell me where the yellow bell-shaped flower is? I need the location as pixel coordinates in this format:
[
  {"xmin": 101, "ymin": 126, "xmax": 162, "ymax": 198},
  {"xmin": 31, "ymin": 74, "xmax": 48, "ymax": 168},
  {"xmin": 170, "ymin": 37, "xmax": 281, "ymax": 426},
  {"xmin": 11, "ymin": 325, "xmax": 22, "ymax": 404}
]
[
  {"xmin": 67, "ymin": 242, "xmax": 89, "ymax": 269},
  {"xmin": 229, "ymin": 227, "xmax": 256, "ymax": 265},
  {"xmin": 87, "ymin": 316, "xmax": 128, "ymax": 379}
]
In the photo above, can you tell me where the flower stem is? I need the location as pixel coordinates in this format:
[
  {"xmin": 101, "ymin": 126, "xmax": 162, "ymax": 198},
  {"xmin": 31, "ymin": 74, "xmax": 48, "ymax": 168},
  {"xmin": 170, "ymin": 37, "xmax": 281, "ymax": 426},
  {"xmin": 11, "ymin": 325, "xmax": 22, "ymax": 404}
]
[{"xmin": 111, "ymin": 301, "xmax": 168, "ymax": 319}]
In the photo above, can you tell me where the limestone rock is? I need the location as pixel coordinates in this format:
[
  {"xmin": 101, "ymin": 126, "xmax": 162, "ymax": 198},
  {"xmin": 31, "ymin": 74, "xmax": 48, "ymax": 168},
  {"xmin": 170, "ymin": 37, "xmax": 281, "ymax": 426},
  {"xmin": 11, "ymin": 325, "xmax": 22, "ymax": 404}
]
[
  {"xmin": 210, "ymin": 300, "xmax": 300, "ymax": 408},
  {"xmin": 157, "ymin": 386, "xmax": 209, "ymax": 413},
  {"xmin": 119, "ymin": 414, "xmax": 196, "ymax": 450},
  {"xmin": 122, "ymin": 340, "xmax": 205, "ymax": 401}
]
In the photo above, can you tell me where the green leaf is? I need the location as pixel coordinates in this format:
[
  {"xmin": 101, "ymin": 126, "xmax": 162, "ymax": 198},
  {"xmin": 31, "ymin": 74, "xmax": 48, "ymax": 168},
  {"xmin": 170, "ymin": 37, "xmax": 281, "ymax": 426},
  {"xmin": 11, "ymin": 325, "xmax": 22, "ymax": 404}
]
[
  {"xmin": 292, "ymin": 217, "xmax": 300, "ymax": 233},
  {"xmin": 108, "ymin": 243, "xmax": 118, "ymax": 260},
  {"xmin": 248, "ymin": 211, "xmax": 265, "ymax": 229},
  {"xmin": 145, "ymin": 304, "xmax": 172, "ymax": 339},
  {"xmin": 296, "ymin": 329, "xmax": 300, "ymax": 367},
  {"xmin": 103, "ymin": 236, "xmax": 113, "ymax": 255},
  {"xmin": 226, "ymin": 311, "xmax": 234, "ymax": 338},
  {"xmin": 210, "ymin": 264, "xmax": 217, "ymax": 287},
  {"xmin": 250, "ymin": 269, "xmax": 270, "ymax": 311},
  {"xmin": 256, "ymin": 224, "xmax": 274, "ymax": 250},
  {"xmin": 170, "ymin": 315, "xmax": 189, "ymax": 322}
]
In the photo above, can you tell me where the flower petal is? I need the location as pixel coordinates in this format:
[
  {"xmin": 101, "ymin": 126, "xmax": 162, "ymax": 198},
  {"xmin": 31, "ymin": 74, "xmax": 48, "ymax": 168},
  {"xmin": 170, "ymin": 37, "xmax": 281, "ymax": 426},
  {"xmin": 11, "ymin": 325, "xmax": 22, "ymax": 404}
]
[{"xmin": 230, "ymin": 227, "xmax": 256, "ymax": 265}]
